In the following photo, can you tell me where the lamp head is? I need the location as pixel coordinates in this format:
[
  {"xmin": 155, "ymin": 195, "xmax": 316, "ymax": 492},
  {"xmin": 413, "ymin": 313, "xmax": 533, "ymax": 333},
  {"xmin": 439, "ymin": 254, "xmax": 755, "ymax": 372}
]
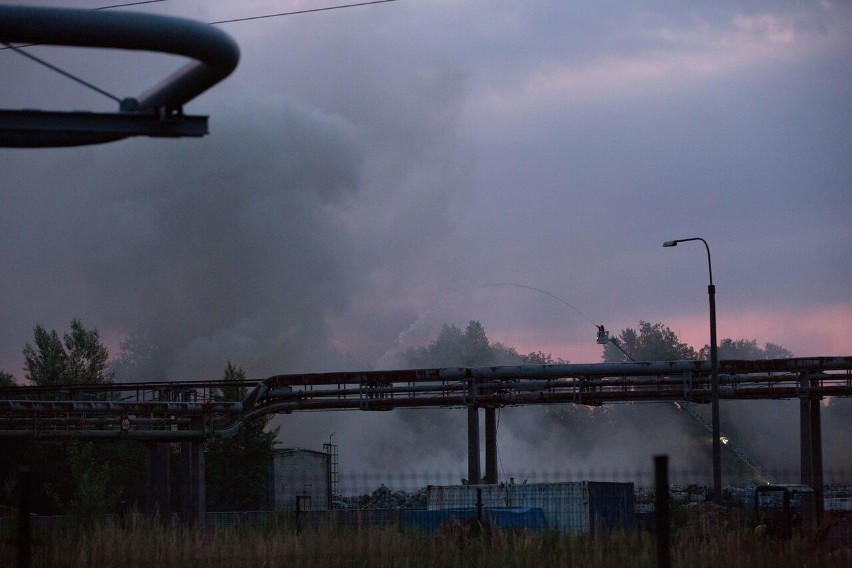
[{"xmin": 662, "ymin": 240, "xmax": 678, "ymax": 247}]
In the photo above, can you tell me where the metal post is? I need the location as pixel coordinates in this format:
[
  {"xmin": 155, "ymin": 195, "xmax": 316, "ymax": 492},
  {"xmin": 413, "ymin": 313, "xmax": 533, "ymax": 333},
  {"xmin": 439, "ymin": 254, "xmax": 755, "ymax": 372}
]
[
  {"xmin": 708, "ymin": 283, "xmax": 721, "ymax": 503},
  {"xmin": 484, "ymin": 407, "xmax": 497, "ymax": 484},
  {"xmin": 17, "ymin": 466, "xmax": 32, "ymax": 568},
  {"xmin": 664, "ymin": 237, "xmax": 721, "ymax": 503},
  {"xmin": 810, "ymin": 395, "xmax": 824, "ymax": 522},
  {"xmin": 800, "ymin": 373, "xmax": 813, "ymax": 487},
  {"xmin": 467, "ymin": 406, "xmax": 481, "ymax": 485},
  {"xmin": 191, "ymin": 437, "xmax": 206, "ymax": 527},
  {"xmin": 146, "ymin": 442, "xmax": 171, "ymax": 523},
  {"xmin": 800, "ymin": 373, "xmax": 824, "ymax": 522},
  {"xmin": 295, "ymin": 495, "xmax": 302, "ymax": 535},
  {"xmin": 654, "ymin": 455, "xmax": 671, "ymax": 568},
  {"xmin": 180, "ymin": 439, "xmax": 191, "ymax": 525}
]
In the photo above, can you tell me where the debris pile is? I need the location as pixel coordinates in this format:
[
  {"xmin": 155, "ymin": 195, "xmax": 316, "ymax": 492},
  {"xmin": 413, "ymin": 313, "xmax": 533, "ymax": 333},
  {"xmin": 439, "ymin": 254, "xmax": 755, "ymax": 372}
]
[{"xmin": 335, "ymin": 484, "xmax": 428, "ymax": 510}]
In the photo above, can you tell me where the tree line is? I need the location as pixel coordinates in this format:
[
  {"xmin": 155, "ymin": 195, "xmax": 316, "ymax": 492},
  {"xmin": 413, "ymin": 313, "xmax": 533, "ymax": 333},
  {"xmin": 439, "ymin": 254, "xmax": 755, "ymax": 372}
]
[
  {"xmin": 1, "ymin": 317, "xmax": 792, "ymax": 515},
  {"xmin": 398, "ymin": 319, "xmax": 792, "ymax": 368},
  {"xmin": 1, "ymin": 319, "xmax": 277, "ymax": 516},
  {"xmin": 601, "ymin": 320, "xmax": 792, "ymax": 363}
]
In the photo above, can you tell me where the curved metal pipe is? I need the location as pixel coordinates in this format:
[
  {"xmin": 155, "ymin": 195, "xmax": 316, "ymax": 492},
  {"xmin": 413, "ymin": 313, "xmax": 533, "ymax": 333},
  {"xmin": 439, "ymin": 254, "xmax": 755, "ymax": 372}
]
[{"xmin": 0, "ymin": 5, "xmax": 239, "ymax": 145}]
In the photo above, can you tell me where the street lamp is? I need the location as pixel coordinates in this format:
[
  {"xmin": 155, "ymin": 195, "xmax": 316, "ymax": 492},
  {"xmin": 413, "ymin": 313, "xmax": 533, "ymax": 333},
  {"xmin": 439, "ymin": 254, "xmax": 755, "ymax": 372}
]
[{"xmin": 663, "ymin": 237, "xmax": 721, "ymax": 504}]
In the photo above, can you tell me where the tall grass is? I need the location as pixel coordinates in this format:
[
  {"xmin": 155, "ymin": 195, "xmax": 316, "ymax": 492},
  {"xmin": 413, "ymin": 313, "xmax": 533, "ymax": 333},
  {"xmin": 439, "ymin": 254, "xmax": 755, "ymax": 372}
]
[{"xmin": 2, "ymin": 514, "xmax": 849, "ymax": 568}]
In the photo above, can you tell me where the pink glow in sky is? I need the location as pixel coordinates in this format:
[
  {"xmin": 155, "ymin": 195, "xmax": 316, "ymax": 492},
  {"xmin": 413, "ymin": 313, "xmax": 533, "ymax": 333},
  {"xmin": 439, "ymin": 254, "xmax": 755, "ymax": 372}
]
[{"xmin": 502, "ymin": 304, "xmax": 852, "ymax": 365}]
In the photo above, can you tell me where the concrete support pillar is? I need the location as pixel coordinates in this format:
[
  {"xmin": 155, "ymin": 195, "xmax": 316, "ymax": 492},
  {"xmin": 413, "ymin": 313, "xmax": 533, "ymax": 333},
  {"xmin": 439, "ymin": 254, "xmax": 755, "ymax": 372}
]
[
  {"xmin": 484, "ymin": 406, "xmax": 498, "ymax": 484},
  {"xmin": 467, "ymin": 406, "xmax": 481, "ymax": 485},
  {"xmin": 145, "ymin": 442, "xmax": 171, "ymax": 523},
  {"xmin": 800, "ymin": 373, "xmax": 825, "ymax": 522},
  {"xmin": 810, "ymin": 399, "xmax": 824, "ymax": 522},
  {"xmin": 190, "ymin": 437, "xmax": 206, "ymax": 527},
  {"xmin": 179, "ymin": 440, "xmax": 191, "ymax": 523},
  {"xmin": 180, "ymin": 419, "xmax": 206, "ymax": 527}
]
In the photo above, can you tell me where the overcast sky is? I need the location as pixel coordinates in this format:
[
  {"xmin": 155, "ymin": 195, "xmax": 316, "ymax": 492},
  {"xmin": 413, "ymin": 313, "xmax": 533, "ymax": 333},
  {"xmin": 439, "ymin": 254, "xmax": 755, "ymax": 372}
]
[{"xmin": 1, "ymin": 1, "xmax": 850, "ymax": 476}]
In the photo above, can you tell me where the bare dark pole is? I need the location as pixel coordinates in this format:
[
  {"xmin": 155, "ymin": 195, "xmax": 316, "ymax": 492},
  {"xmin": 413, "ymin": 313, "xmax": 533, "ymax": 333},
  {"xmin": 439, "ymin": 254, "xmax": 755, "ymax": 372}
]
[
  {"xmin": 484, "ymin": 407, "xmax": 498, "ymax": 484},
  {"xmin": 800, "ymin": 372, "xmax": 825, "ymax": 523},
  {"xmin": 467, "ymin": 406, "xmax": 481, "ymax": 485},
  {"xmin": 16, "ymin": 467, "xmax": 32, "ymax": 568},
  {"xmin": 190, "ymin": 417, "xmax": 206, "ymax": 527},
  {"xmin": 664, "ymin": 237, "xmax": 721, "ymax": 503},
  {"xmin": 810, "ymin": 394, "xmax": 824, "ymax": 523},
  {"xmin": 654, "ymin": 455, "xmax": 671, "ymax": 568},
  {"xmin": 708, "ymin": 279, "xmax": 721, "ymax": 503}
]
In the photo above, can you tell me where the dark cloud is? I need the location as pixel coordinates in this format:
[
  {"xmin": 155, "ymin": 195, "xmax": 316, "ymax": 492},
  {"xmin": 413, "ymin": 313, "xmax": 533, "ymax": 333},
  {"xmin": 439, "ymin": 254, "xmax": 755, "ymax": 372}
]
[{"xmin": 1, "ymin": 95, "xmax": 364, "ymax": 376}]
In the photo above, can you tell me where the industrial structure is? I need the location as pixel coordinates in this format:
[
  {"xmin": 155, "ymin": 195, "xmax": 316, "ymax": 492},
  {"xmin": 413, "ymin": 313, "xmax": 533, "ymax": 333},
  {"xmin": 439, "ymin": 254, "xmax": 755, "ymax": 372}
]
[
  {"xmin": 272, "ymin": 448, "xmax": 332, "ymax": 512},
  {"xmin": 1, "ymin": 357, "xmax": 850, "ymax": 525},
  {"xmin": 426, "ymin": 481, "xmax": 635, "ymax": 535},
  {"xmin": 0, "ymin": 5, "xmax": 239, "ymax": 147}
]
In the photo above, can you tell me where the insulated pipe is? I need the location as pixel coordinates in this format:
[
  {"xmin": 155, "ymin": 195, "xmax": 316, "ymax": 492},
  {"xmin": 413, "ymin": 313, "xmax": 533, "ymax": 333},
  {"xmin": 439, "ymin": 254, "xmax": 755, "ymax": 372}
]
[
  {"xmin": 248, "ymin": 376, "xmax": 849, "ymax": 407},
  {"xmin": 0, "ymin": 385, "xmax": 849, "ymax": 439},
  {"xmin": 0, "ymin": 379, "xmax": 848, "ymax": 422},
  {"xmin": 242, "ymin": 385, "xmax": 852, "ymax": 412},
  {"xmin": 262, "ymin": 357, "xmax": 852, "ymax": 387},
  {"xmin": 0, "ymin": 5, "xmax": 240, "ymax": 113},
  {"xmin": 0, "ymin": 5, "xmax": 239, "ymax": 146},
  {"xmin": 0, "ymin": 359, "xmax": 849, "ymax": 442}
]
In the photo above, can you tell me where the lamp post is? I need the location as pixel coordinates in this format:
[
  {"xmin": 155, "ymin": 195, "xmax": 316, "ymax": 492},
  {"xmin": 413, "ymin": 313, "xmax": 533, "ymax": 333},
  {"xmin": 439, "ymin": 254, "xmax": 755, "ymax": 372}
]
[{"xmin": 663, "ymin": 237, "xmax": 721, "ymax": 504}]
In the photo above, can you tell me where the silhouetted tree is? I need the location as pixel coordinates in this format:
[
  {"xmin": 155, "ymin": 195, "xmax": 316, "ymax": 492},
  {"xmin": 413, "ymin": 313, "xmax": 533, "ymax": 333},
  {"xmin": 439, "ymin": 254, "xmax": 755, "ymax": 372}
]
[
  {"xmin": 400, "ymin": 321, "xmax": 563, "ymax": 368},
  {"xmin": 22, "ymin": 326, "xmax": 65, "ymax": 385},
  {"xmin": 602, "ymin": 321, "xmax": 696, "ymax": 363},
  {"xmin": 23, "ymin": 319, "xmax": 111, "ymax": 385},
  {"xmin": 59, "ymin": 441, "xmax": 122, "ymax": 526},
  {"xmin": 461, "ymin": 320, "xmax": 491, "ymax": 365},
  {"xmin": 205, "ymin": 362, "xmax": 279, "ymax": 511},
  {"xmin": 7, "ymin": 321, "xmax": 147, "ymax": 514},
  {"xmin": 698, "ymin": 338, "xmax": 793, "ymax": 360},
  {"xmin": 0, "ymin": 370, "xmax": 14, "ymax": 387},
  {"xmin": 602, "ymin": 321, "xmax": 794, "ymax": 363}
]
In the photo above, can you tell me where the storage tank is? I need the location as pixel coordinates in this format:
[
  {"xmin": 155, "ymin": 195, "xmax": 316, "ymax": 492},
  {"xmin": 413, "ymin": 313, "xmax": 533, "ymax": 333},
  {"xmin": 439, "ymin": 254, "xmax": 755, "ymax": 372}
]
[{"xmin": 271, "ymin": 448, "xmax": 330, "ymax": 511}]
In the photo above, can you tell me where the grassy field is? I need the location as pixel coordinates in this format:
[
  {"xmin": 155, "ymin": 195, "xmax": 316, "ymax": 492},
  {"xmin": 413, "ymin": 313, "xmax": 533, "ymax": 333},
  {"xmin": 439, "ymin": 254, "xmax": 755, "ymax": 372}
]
[{"xmin": 3, "ymin": 512, "xmax": 850, "ymax": 568}]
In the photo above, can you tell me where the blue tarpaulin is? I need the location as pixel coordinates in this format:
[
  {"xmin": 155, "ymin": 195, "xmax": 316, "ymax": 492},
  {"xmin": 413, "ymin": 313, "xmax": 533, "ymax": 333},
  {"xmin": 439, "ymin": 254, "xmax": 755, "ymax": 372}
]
[{"xmin": 402, "ymin": 507, "xmax": 548, "ymax": 532}]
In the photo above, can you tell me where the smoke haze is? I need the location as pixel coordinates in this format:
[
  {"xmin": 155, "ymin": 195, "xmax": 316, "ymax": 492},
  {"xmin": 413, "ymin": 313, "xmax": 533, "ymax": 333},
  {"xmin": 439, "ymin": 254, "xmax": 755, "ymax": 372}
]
[{"xmin": 1, "ymin": 0, "xmax": 850, "ymax": 481}]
